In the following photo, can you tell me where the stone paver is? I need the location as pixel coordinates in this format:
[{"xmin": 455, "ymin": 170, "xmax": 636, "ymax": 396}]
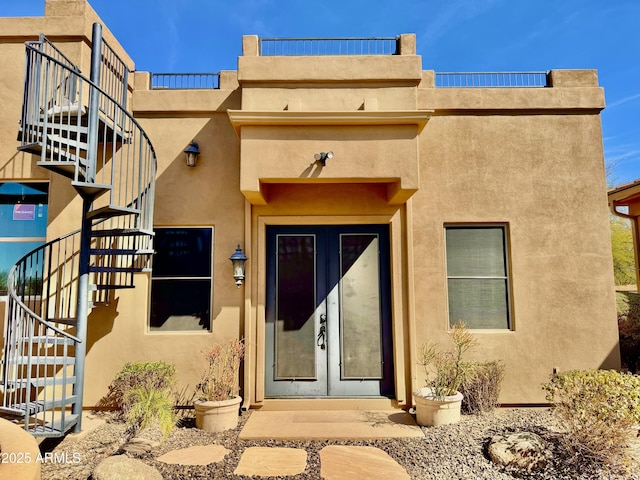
[
  {"xmin": 156, "ymin": 445, "xmax": 230, "ymax": 466},
  {"xmin": 320, "ymin": 445, "xmax": 410, "ymax": 480},
  {"xmin": 239, "ymin": 410, "xmax": 423, "ymax": 440},
  {"xmin": 234, "ymin": 447, "xmax": 307, "ymax": 477}
]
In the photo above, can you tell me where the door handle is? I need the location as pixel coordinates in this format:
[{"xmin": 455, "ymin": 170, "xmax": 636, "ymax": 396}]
[{"xmin": 316, "ymin": 324, "xmax": 326, "ymax": 350}]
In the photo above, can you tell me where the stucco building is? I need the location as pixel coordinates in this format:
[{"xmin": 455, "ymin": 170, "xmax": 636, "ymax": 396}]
[{"xmin": 0, "ymin": 0, "xmax": 620, "ymax": 435}]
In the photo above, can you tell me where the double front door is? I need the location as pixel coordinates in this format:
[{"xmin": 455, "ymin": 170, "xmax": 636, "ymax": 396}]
[{"xmin": 265, "ymin": 225, "xmax": 393, "ymax": 397}]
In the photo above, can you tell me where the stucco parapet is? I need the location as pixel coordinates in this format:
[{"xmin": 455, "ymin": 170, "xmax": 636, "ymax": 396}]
[
  {"xmin": 398, "ymin": 34, "xmax": 416, "ymax": 55},
  {"xmin": 0, "ymin": 17, "xmax": 81, "ymax": 40},
  {"xmin": 45, "ymin": 0, "xmax": 90, "ymax": 17},
  {"xmin": 243, "ymin": 35, "xmax": 259, "ymax": 56},
  {"xmin": 132, "ymin": 89, "xmax": 241, "ymax": 114},
  {"xmin": 0, "ymin": 2, "xmax": 133, "ymax": 70},
  {"xmin": 548, "ymin": 69, "xmax": 598, "ymax": 87},
  {"xmin": 134, "ymin": 71, "xmax": 151, "ymax": 91},
  {"xmin": 237, "ymin": 55, "xmax": 422, "ymax": 83},
  {"xmin": 420, "ymin": 71, "xmax": 435, "ymax": 88},
  {"xmin": 417, "ymin": 86, "xmax": 604, "ymax": 112},
  {"xmin": 219, "ymin": 70, "xmax": 239, "ymax": 89}
]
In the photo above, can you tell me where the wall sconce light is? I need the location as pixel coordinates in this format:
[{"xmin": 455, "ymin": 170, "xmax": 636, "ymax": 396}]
[
  {"xmin": 229, "ymin": 244, "xmax": 248, "ymax": 288},
  {"xmin": 314, "ymin": 151, "xmax": 333, "ymax": 166},
  {"xmin": 184, "ymin": 141, "xmax": 200, "ymax": 167}
]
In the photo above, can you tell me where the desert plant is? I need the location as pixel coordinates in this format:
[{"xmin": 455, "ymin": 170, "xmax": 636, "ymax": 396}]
[
  {"xmin": 197, "ymin": 338, "xmax": 245, "ymax": 401},
  {"xmin": 98, "ymin": 361, "xmax": 176, "ymax": 416},
  {"xmin": 543, "ymin": 369, "xmax": 640, "ymax": 472},
  {"xmin": 417, "ymin": 321, "xmax": 477, "ymax": 399},
  {"xmin": 0, "ymin": 270, "xmax": 8, "ymax": 295},
  {"xmin": 616, "ymin": 291, "xmax": 640, "ymax": 373},
  {"xmin": 459, "ymin": 360, "xmax": 505, "ymax": 414},
  {"xmin": 125, "ymin": 385, "xmax": 176, "ymax": 437}
]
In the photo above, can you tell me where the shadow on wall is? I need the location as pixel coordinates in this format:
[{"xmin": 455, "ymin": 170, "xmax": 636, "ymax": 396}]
[{"xmin": 85, "ymin": 299, "xmax": 120, "ymax": 353}]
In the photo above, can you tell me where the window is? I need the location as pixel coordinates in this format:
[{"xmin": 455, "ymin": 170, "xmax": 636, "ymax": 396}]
[
  {"xmin": 445, "ymin": 225, "xmax": 511, "ymax": 329},
  {"xmin": 0, "ymin": 182, "xmax": 48, "ymax": 295},
  {"xmin": 149, "ymin": 227, "xmax": 213, "ymax": 332}
]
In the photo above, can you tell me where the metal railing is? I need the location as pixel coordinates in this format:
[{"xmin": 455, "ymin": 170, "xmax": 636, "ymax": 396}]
[
  {"xmin": 151, "ymin": 73, "xmax": 219, "ymax": 89},
  {"xmin": 260, "ymin": 37, "xmax": 399, "ymax": 56},
  {"xmin": 435, "ymin": 72, "xmax": 549, "ymax": 88},
  {"xmin": 19, "ymin": 36, "xmax": 157, "ymax": 235},
  {"xmin": 2, "ymin": 231, "xmax": 81, "ymax": 435}
]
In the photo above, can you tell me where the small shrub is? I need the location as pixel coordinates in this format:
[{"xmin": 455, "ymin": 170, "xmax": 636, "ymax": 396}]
[
  {"xmin": 417, "ymin": 322, "xmax": 477, "ymax": 399},
  {"xmin": 459, "ymin": 360, "xmax": 505, "ymax": 414},
  {"xmin": 98, "ymin": 361, "xmax": 176, "ymax": 416},
  {"xmin": 197, "ymin": 338, "xmax": 245, "ymax": 401},
  {"xmin": 125, "ymin": 386, "xmax": 176, "ymax": 437},
  {"xmin": 543, "ymin": 369, "xmax": 640, "ymax": 472},
  {"xmin": 617, "ymin": 291, "xmax": 640, "ymax": 373}
]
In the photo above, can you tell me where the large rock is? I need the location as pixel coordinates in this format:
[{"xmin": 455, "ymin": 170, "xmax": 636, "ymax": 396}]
[
  {"xmin": 93, "ymin": 455, "xmax": 162, "ymax": 480},
  {"xmin": 487, "ymin": 432, "xmax": 549, "ymax": 471}
]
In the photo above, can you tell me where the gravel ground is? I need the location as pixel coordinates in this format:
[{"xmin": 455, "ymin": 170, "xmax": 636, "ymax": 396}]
[{"xmin": 39, "ymin": 408, "xmax": 640, "ymax": 480}]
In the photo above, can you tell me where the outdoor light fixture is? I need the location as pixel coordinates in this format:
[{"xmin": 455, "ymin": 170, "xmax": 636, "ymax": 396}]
[
  {"xmin": 184, "ymin": 141, "xmax": 200, "ymax": 167},
  {"xmin": 229, "ymin": 245, "xmax": 248, "ymax": 288},
  {"xmin": 314, "ymin": 151, "xmax": 334, "ymax": 166}
]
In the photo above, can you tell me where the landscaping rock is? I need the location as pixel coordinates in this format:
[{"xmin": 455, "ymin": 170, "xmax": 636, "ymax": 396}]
[
  {"xmin": 93, "ymin": 455, "xmax": 162, "ymax": 480},
  {"xmin": 121, "ymin": 436, "xmax": 161, "ymax": 457},
  {"xmin": 487, "ymin": 432, "xmax": 549, "ymax": 471}
]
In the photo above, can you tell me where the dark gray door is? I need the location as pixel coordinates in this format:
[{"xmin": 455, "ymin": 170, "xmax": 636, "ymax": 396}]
[{"xmin": 265, "ymin": 225, "xmax": 393, "ymax": 397}]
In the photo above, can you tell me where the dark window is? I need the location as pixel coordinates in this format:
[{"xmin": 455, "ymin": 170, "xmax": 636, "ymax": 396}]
[
  {"xmin": 149, "ymin": 227, "xmax": 213, "ymax": 331},
  {"xmin": 445, "ymin": 225, "xmax": 511, "ymax": 329}
]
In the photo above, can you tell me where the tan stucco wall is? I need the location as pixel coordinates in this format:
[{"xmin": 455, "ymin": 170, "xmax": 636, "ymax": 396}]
[
  {"xmin": 414, "ymin": 113, "xmax": 618, "ymax": 403},
  {"xmin": 0, "ymin": 1, "xmax": 620, "ymax": 409}
]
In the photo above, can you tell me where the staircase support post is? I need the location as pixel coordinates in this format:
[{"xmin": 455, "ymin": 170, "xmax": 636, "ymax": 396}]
[
  {"xmin": 71, "ymin": 25, "xmax": 102, "ymax": 434},
  {"xmin": 72, "ymin": 198, "xmax": 92, "ymax": 433},
  {"xmin": 85, "ymin": 22, "xmax": 102, "ymax": 183}
]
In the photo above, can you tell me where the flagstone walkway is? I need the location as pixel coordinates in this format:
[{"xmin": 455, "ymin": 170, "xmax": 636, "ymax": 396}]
[
  {"xmin": 154, "ymin": 409, "xmax": 423, "ymax": 478},
  {"xmin": 156, "ymin": 443, "xmax": 412, "ymax": 479}
]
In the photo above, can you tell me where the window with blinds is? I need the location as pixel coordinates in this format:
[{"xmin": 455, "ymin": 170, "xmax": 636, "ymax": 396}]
[{"xmin": 445, "ymin": 225, "xmax": 511, "ymax": 329}]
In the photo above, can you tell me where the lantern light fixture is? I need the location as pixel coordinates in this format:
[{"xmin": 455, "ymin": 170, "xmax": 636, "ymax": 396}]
[
  {"xmin": 184, "ymin": 141, "xmax": 200, "ymax": 167},
  {"xmin": 229, "ymin": 244, "xmax": 248, "ymax": 288}
]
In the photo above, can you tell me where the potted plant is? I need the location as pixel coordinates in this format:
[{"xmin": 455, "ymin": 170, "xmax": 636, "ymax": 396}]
[
  {"xmin": 414, "ymin": 322, "xmax": 475, "ymax": 426},
  {"xmin": 194, "ymin": 338, "xmax": 245, "ymax": 432}
]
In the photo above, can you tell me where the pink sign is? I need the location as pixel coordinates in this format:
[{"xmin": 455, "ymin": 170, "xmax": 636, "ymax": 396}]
[{"xmin": 13, "ymin": 204, "xmax": 36, "ymax": 221}]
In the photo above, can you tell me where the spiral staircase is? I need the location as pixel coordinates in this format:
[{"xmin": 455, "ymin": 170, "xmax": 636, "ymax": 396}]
[{"xmin": 0, "ymin": 24, "xmax": 156, "ymax": 437}]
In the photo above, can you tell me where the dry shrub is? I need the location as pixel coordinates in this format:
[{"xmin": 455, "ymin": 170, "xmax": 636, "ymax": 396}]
[
  {"xmin": 459, "ymin": 360, "xmax": 505, "ymax": 414},
  {"xmin": 543, "ymin": 369, "xmax": 640, "ymax": 473},
  {"xmin": 617, "ymin": 291, "xmax": 640, "ymax": 373},
  {"xmin": 97, "ymin": 361, "xmax": 176, "ymax": 416},
  {"xmin": 197, "ymin": 338, "xmax": 245, "ymax": 401},
  {"xmin": 417, "ymin": 322, "xmax": 477, "ymax": 398}
]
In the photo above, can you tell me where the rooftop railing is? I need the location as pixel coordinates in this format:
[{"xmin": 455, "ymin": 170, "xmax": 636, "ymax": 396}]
[
  {"xmin": 259, "ymin": 37, "xmax": 399, "ymax": 56},
  {"xmin": 435, "ymin": 71, "xmax": 549, "ymax": 88},
  {"xmin": 146, "ymin": 71, "xmax": 550, "ymax": 90},
  {"xmin": 150, "ymin": 73, "xmax": 220, "ymax": 89}
]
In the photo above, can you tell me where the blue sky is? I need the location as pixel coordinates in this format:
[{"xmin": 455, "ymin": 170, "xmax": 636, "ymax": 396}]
[{"xmin": 2, "ymin": 0, "xmax": 639, "ymax": 186}]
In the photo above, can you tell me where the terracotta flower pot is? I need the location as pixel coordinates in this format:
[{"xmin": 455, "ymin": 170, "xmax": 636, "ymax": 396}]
[
  {"xmin": 414, "ymin": 387, "xmax": 463, "ymax": 427},
  {"xmin": 194, "ymin": 395, "xmax": 242, "ymax": 432}
]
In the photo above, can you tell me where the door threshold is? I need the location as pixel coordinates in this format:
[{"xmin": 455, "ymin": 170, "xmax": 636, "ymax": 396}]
[{"xmin": 253, "ymin": 398, "xmax": 402, "ymax": 411}]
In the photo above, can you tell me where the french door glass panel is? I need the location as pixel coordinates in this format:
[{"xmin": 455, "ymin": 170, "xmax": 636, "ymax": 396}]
[
  {"xmin": 275, "ymin": 235, "xmax": 317, "ymax": 379},
  {"xmin": 340, "ymin": 234, "xmax": 383, "ymax": 379}
]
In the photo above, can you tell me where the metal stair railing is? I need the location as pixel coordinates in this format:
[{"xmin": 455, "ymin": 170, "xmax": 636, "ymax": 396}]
[
  {"xmin": 2, "ymin": 231, "xmax": 82, "ymax": 435},
  {"xmin": 18, "ymin": 34, "xmax": 157, "ymax": 237},
  {"xmin": 3, "ymin": 24, "xmax": 157, "ymax": 436}
]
